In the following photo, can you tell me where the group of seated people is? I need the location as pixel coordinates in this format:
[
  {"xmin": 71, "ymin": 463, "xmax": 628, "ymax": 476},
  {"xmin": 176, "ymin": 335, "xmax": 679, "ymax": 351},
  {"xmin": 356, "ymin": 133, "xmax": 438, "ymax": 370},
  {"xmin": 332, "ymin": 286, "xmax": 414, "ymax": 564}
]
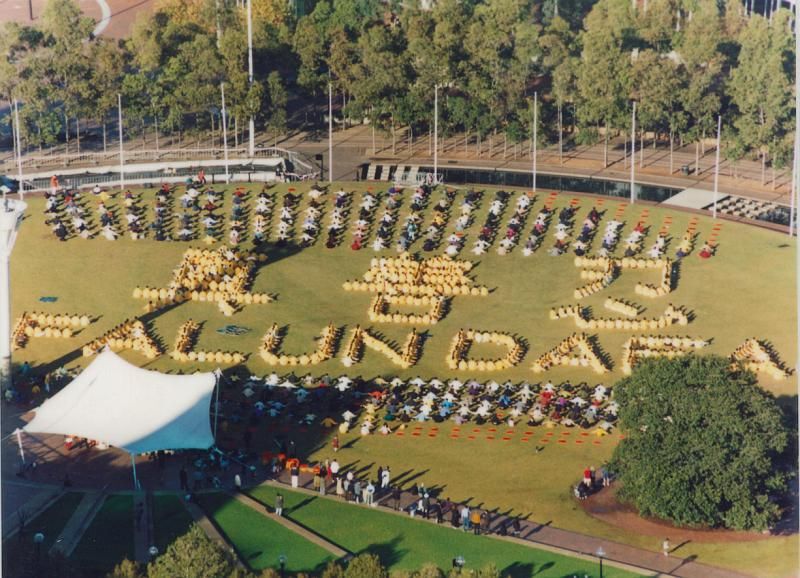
[
  {"xmin": 521, "ymin": 207, "xmax": 552, "ymax": 256},
  {"xmin": 421, "ymin": 189, "xmax": 456, "ymax": 252},
  {"xmin": 570, "ymin": 207, "xmax": 602, "ymax": 256},
  {"xmin": 444, "ymin": 189, "xmax": 482, "ymax": 256},
  {"xmin": 622, "ymin": 222, "xmax": 648, "ymax": 256},
  {"xmin": 324, "ymin": 189, "xmax": 349, "ymax": 248},
  {"xmin": 548, "ymin": 206, "xmax": 577, "ymax": 256},
  {"xmin": 275, "ymin": 193, "xmax": 299, "ymax": 245},
  {"xmin": 471, "ymin": 190, "xmax": 511, "ymax": 255},
  {"xmin": 495, "ymin": 193, "xmax": 534, "ymax": 255},
  {"xmin": 392, "ymin": 186, "xmax": 433, "ymax": 253},
  {"xmin": 45, "ymin": 188, "xmax": 89, "ymax": 240},
  {"xmin": 253, "ymin": 189, "xmax": 273, "ymax": 244},
  {"xmin": 358, "ymin": 187, "xmax": 403, "ymax": 251},
  {"xmin": 595, "ymin": 218, "xmax": 623, "ymax": 257}
]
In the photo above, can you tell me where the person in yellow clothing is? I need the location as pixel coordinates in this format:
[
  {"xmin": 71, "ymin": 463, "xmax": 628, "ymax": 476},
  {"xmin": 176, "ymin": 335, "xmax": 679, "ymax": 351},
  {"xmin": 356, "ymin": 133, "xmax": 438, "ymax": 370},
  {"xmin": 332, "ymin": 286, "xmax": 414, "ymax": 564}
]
[{"xmin": 470, "ymin": 508, "xmax": 482, "ymax": 535}]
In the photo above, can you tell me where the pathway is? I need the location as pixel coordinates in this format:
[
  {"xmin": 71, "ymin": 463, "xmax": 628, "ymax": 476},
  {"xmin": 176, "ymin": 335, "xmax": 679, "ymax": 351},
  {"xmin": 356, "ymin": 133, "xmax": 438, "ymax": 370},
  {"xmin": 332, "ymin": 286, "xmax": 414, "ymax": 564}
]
[
  {"xmin": 1, "ymin": 480, "xmax": 60, "ymax": 540},
  {"xmin": 132, "ymin": 491, "xmax": 153, "ymax": 563},
  {"xmin": 49, "ymin": 489, "xmax": 106, "ymax": 557},
  {"xmin": 264, "ymin": 471, "xmax": 754, "ymax": 578},
  {"xmin": 230, "ymin": 490, "xmax": 349, "ymax": 559}
]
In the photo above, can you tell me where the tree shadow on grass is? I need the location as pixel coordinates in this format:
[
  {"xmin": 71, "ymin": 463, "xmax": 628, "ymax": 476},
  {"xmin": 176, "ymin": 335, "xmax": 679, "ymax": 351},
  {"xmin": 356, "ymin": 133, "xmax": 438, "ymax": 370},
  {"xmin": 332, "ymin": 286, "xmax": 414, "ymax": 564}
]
[
  {"xmin": 360, "ymin": 535, "xmax": 407, "ymax": 569},
  {"xmin": 501, "ymin": 561, "xmax": 536, "ymax": 578}
]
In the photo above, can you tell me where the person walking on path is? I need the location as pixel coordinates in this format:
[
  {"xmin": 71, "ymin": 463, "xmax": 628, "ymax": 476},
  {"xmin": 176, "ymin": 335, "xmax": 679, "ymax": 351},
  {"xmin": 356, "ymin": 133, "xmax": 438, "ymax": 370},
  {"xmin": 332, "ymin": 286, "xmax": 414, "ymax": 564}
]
[
  {"xmin": 662, "ymin": 538, "xmax": 671, "ymax": 557},
  {"xmin": 290, "ymin": 463, "xmax": 299, "ymax": 488},
  {"xmin": 275, "ymin": 493, "xmax": 284, "ymax": 516},
  {"xmin": 330, "ymin": 458, "xmax": 340, "ymax": 482},
  {"xmin": 332, "ymin": 434, "xmax": 339, "ymax": 452},
  {"xmin": 600, "ymin": 464, "xmax": 610, "ymax": 487},
  {"xmin": 179, "ymin": 467, "xmax": 189, "ymax": 492}
]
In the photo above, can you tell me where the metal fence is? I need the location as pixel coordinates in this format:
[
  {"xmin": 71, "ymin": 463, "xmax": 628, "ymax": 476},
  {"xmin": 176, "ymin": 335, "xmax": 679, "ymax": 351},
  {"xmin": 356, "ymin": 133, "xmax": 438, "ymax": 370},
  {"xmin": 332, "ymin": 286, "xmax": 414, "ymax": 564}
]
[{"xmin": 2, "ymin": 146, "xmax": 320, "ymax": 175}]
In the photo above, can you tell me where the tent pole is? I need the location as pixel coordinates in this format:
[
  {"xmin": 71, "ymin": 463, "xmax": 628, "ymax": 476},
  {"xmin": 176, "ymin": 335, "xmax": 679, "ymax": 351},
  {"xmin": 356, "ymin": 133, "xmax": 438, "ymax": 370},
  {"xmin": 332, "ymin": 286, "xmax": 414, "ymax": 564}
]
[
  {"xmin": 213, "ymin": 370, "xmax": 221, "ymax": 439},
  {"xmin": 131, "ymin": 454, "xmax": 139, "ymax": 490},
  {"xmin": 15, "ymin": 428, "xmax": 24, "ymax": 464}
]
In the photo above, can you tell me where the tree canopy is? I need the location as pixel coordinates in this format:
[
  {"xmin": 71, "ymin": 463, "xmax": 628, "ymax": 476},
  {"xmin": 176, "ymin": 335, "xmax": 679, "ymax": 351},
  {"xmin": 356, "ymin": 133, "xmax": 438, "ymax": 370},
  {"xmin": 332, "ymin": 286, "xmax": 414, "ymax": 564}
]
[{"xmin": 610, "ymin": 355, "xmax": 790, "ymax": 531}]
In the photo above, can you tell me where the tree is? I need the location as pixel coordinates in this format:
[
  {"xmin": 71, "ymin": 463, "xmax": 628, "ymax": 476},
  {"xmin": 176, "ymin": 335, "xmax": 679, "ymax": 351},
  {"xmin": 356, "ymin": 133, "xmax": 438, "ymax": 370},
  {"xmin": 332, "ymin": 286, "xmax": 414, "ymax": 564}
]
[
  {"xmin": 576, "ymin": 0, "xmax": 635, "ymax": 166},
  {"xmin": 147, "ymin": 524, "xmax": 235, "ymax": 578},
  {"xmin": 541, "ymin": 15, "xmax": 579, "ymax": 163},
  {"xmin": 343, "ymin": 554, "xmax": 388, "ymax": 578},
  {"xmin": 610, "ymin": 356, "xmax": 789, "ymax": 531},
  {"xmin": 108, "ymin": 559, "xmax": 145, "ymax": 578},
  {"xmin": 321, "ymin": 560, "xmax": 345, "ymax": 578},
  {"xmin": 728, "ymin": 12, "xmax": 793, "ymax": 183}
]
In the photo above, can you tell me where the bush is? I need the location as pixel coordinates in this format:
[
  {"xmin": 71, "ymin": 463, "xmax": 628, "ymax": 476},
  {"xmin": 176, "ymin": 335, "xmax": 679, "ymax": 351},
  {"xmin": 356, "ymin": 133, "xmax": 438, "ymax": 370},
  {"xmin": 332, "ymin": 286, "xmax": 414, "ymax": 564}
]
[
  {"xmin": 147, "ymin": 524, "xmax": 234, "ymax": 578},
  {"xmin": 344, "ymin": 554, "xmax": 388, "ymax": 578},
  {"xmin": 611, "ymin": 356, "xmax": 789, "ymax": 531}
]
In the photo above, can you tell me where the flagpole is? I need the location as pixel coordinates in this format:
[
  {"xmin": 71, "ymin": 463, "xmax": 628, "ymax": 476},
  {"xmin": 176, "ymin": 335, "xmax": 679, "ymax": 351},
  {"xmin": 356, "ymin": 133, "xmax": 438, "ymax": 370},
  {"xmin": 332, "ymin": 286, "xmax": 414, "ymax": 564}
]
[
  {"xmin": 13, "ymin": 99, "xmax": 23, "ymax": 195},
  {"xmin": 131, "ymin": 454, "xmax": 139, "ymax": 490},
  {"xmin": 118, "ymin": 94, "xmax": 124, "ymax": 191},
  {"xmin": 434, "ymin": 83, "xmax": 439, "ymax": 185},
  {"xmin": 220, "ymin": 83, "xmax": 230, "ymax": 184},
  {"xmin": 328, "ymin": 82, "xmax": 333, "ymax": 183},
  {"xmin": 246, "ymin": 0, "xmax": 255, "ymax": 158},
  {"xmin": 532, "ymin": 92, "xmax": 538, "ymax": 192},
  {"xmin": 712, "ymin": 115, "xmax": 722, "ymax": 219},
  {"xmin": 630, "ymin": 102, "xmax": 636, "ymax": 204}
]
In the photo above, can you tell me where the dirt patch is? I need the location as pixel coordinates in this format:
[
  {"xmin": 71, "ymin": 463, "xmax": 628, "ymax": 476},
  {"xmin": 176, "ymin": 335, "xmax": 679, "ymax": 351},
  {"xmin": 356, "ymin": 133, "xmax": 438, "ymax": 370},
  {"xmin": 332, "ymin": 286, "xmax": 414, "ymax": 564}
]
[{"xmin": 581, "ymin": 484, "xmax": 778, "ymax": 543}]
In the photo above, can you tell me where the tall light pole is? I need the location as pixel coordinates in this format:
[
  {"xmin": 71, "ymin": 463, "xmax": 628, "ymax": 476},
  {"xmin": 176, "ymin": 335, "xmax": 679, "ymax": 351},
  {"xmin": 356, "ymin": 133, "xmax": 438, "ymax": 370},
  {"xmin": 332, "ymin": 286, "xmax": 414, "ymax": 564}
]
[
  {"xmin": 630, "ymin": 101, "xmax": 636, "ymax": 204},
  {"xmin": 328, "ymin": 82, "xmax": 333, "ymax": 183},
  {"xmin": 221, "ymin": 83, "xmax": 230, "ymax": 184},
  {"xmin": 118, "ymin": 94, "xmax": 125, "ymax": 190},
  {"xmin": 13, "ymin": 99, "xmax": 24, "ymax": 193},
  {"xmin": 247, "ymin": 0, "xmax": 255, "ymax": 158},
  {"xmin": 532, "ymin": 91, "xmax": 538, "ymax": 192},
  {"xmin": 434, "ymin": 83, "xmax": 439, "ymax": 185},
  {"xmin": 712, "ymin": 115, "xmax": 722, "ymax": 219}
]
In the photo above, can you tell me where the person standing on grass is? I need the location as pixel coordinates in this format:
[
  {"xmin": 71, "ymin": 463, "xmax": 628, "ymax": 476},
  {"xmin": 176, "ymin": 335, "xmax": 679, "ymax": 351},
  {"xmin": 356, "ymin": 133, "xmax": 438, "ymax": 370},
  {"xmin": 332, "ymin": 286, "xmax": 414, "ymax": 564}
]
[
  {"xmin": 470, "ymin": 508, "xmax": 482, "ymax": 535},
  {"xmin": 332, "ymin": 434, "xmax": 340, "ymax": 452},
  {"xmin": 381, "ymin": 466, "xmax": 391, "ymax": 491},
  {"xmin": 330, "ymin": 458, "xmax": 340, "ymax": 482},
  {"xmin": 319, "ymin": 463, "xmax": 328, "ymax": 495},
  {"xmin": 366, "ymin": 480, "xmax": 376, "ymax": 507},
  {"xmin": 461, "ymin": 505, "xmax": 470, "ymax": 531},
  {"xmin": 275, "ymin": 493, "xmax": 284, "ymax": 517},
  {"xmin": 353, "ymin": 479, "xmax": 362, "ymax": 503}
]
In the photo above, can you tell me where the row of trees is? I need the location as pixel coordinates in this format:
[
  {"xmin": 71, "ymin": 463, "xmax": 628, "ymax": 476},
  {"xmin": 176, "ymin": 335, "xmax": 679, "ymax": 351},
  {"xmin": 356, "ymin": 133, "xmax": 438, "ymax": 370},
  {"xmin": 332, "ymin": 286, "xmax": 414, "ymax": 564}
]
[{"xmin": 0, "ymin": 0, "xmax": 795, "ymax": 173}]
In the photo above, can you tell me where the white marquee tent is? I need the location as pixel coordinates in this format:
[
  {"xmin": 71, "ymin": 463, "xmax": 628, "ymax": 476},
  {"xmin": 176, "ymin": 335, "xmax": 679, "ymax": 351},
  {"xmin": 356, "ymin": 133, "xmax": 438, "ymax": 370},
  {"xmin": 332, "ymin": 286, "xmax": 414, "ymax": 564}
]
[{"xmin": 22, "ymin": 349, "xmax": 218, "ymax": 484}]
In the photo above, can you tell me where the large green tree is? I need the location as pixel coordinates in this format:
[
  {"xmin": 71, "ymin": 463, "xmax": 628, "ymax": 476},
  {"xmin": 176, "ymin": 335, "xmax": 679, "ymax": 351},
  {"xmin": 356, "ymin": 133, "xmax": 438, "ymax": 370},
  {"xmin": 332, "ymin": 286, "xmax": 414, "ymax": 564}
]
[
  {"xmin": 611, "ymin": 356, "xmax": 790, "ymax": 531},
  {"xmin": 147, "ymin": 524, "xmax": 234, "ymax": 578}
]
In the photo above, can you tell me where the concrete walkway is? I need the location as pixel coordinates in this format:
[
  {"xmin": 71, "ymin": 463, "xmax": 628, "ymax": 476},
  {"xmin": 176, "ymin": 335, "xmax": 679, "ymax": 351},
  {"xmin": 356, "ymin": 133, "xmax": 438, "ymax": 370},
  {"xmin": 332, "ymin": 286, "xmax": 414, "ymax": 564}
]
[
  {"xmin": 1, "ymin": 481, "xmax": 60, "ymax": 540},
  {"xmin": 266, "ymin": 471, "xmax": 753, "ymax": 578},
  {"xmin": 230, "ymin": 490, "xmax": 349, "ymax": 559},
  {"xmin": 49, "ymin": 489, "xmax": 106, "ymax": 557},
  {"xmin": 132, "ymin": 491, "xmax": 153, "ymax": 563}
]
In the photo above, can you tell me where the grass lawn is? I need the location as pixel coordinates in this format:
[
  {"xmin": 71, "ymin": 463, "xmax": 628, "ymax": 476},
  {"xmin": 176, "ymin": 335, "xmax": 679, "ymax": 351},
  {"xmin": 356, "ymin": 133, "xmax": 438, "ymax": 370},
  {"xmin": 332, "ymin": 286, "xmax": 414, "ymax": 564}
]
[
  {"xmin": 12, "ymin": 182, "xmax": 797, "ymax": 577},
  {"xmin": 151, "ymin": 493, "xmax": 194, "ymax": 554},
  {"xmin": 1, "ymin": 491, "xmax": 84, "ymax": 576},
  {"xmin": 246, "ymin": 485, "xmax": 643, "ymax": 577},
  {"xmin": 70, "ymin": 494, "xmax": 134, "ymax": 573},
  {"xmin": 197, "ymin": 492, "xmax": 335, "ymax": 572}
]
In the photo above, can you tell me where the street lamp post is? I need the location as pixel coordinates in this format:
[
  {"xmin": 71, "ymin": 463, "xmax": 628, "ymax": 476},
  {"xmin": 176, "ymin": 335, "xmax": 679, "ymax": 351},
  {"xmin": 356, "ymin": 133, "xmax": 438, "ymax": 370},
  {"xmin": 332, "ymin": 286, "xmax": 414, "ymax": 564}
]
[
  {"xmin": 712, "ymin": 115, "xmax": 722, "ymax": 219},
  {"xmin": 33, "ymin": 532, "xmax": 44, "ymax": 566},
  {"xmin": 596, "ymin": 547, "xmax": 606, "ymax": 578},
  {"xmin": 532, "ymin": 91, "xmax": 538, "ymax": 192},
  {"xmin": 278, "ymin": 554, "xmax": 287, "ymax": 577},
  {"xmin": 452, "ymin": 555, "xmax": 465, "ymax": 574}
]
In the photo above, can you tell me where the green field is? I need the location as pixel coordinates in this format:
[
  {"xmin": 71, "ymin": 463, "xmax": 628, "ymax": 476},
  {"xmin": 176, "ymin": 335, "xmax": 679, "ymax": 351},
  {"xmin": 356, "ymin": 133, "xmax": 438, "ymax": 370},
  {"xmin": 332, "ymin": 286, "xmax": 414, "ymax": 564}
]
[
  {"xmin": 245, "ymin": 485, "xmax": 644, "ymax": 577},
  {"xmin": 70, "ymin": 494, "xmax": 134, "ymax": 573},
  {"xmin": 197, "ymin": 492, "xmax": 335, "ymax": 572},
  {"xmin": 12, "ymin": 182, "xmax": 797, "ymax": 577},
  {"xmin": 152, "ymin": 493, "xmax": 194, "ymax": 555}
]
